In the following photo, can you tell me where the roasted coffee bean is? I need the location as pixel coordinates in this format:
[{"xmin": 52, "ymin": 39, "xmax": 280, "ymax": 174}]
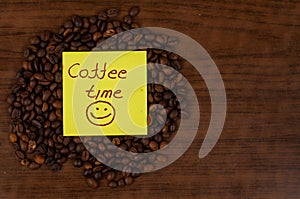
[
  {"xmin": 73, "ymin": 16, "xmax": 83, "ymax": 27},
  {"xmin": 125, "ymin": 176, "xmax": 134, "ymax": 185},
  {"xmin": 149, "ymin": 141, "xmax": 158, "ymax": 151},
  {"xmin": 106, "ymin": 171, "xmax": 116, "ymax": 181},
  {"xmin": 73, "ymin": 158, "xmax": 83, "ymax": 168},
  {"xmin": 20, "ymin": 159, "xmax": 30, "ymax": 166},
  {"xmin": 73, "ymin": 137, "xmax": 82, "ymax": 144},
  {"xmin": 103, "ymin": 29, "xmax": 115, "ymax": 37},
  {"xmin": 60, "ymin": 147, "xmax": 69, "ymax": 155},
  {"xmin": 51, "ymin": 163, "xmax": 62, "ymax": 172},
  {"xmin": 86, "ymin": 177, "xmax": 99, "ymax": 188},
  {"xmin": 108, "ymin": 181, "xmax": 117, "ymax": 188},
  {"xmin": 83, "ymin": 162, "xmax": 93, "ymax": 170},
  {"xmin": 34, "ymin": 154, "xmax": 45, "ymax": 164},
  {"xmin": 169, "ymin": 109, "xmax": 179, "ymax": 119},
  {"xmin": 54, "ymin": 152, "xmax": 61, "ymax": 160},
  {"xmin": 83, "ymin": 169, "xmax": 93, "ymax": 177},
  {"xmin": 121, "ymin": 22, "xmax": 130, "ymax": 31},
  {"xmin": 40, "ymin": 30, "xmax": 51, "ymax": 41},
  {"xmin": 106, "ymin": 8, "xmax": 119, "ymax": 18},
  {"xmin": 11, "ymin": 108, "xmax": 21, "ymax": 120},
  {"xmin": 123, "ymin": 15, "xmax": 133, "ymax": 24},
  {"xmin": 9, "ymin": 133, "xmax": 18, "ymax": 143},
  {"xmin": 20, "ymin": 141, "xmax": 28, "ymax": 151},
  {"xmin": 117, "ymin": 178, "xmax": 125, "ymax": 187},
  {"xmin": 28, "ymin": 140, "xmax": 37, "ymax": 152},
  {"xmin": 53, "ymin": 33, "xmax": 63, "ymax": 42},
  {"xmin": 15, "ymin": 150, "xmax": 25, "ymax": 159},
  {"xmin": 62, "ymin": 137, "xmax": 70, "ymax": 146},
  {"xmin": 76, "ymin": 143, "xmax": 85, "ymax": 153},
  {"xmin": 129, "ymin": 6, "xmax": 140, "ymax": 17},
  {"xmin": 52, "ymin": 100, "xmax": 62, "ymax": 109},
  {"xmin": 29, "ymin": 162, "xmax": 41, "ymax": 170},
  {"xmin": 81, "ymin": 150, "xmax": 90, "ymax": 161},
  {"xmin": 68, "ymin": 153, "xmax": 77, "ymax": 159},
  {"xmin": 97, "ymin": 11, "xmax": 107, "ymax": 20},
  {"xmin": 94, "ymin": 172, "xmax": 102, "ymax": 180}
]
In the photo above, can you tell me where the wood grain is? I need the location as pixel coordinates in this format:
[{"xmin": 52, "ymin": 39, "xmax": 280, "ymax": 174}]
[{"xmin": 0, "ymin": 0, "xmax": 299, "ymax": 198}]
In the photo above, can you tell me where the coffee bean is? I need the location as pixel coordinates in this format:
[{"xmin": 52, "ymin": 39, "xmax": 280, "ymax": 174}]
[
  {"xmin": 123, "ymin": 15, "xmax": 133, "ymax": 24},
  {"xmin": 124, "ymin": 176, "xmax": 134, "ymax": 185},
  {"xmin": 93, "ymin": 167, "xmax": 102, "ymax": 176},
  {"xmin": 83, "ymin": 162, "xmax": 92, "ymax": 170},
  {"xmin": 86, "ymin": 177, "xmax": 99, "ymax": 188},
  {"xmin": 103, "ymin": 29, "xmax": 115, "ymax": 37},
  {"xmin": 106, "ymin": 171, "xmax": 116, "ymax": 181},
  {"xmin": 121, "ymin": 22, "xmax": 130, "ymax": 31},
  {"xmin": 83, "ymin": 169, "xmax": 92, "ymax": 177},
  {"xmin": 21, "ymin": 134, "xmax": 29, "ymax": 142},
  {"xmin": 11, "ymin": 108, "xmax": 21, "ymax": 120},
  {"xmin": 53, "ymin": 33, "xmax": 63, "ymax": 43},
  {"xmin": 34, "ymin": 154, "xmax": 45, "ymax": 164},
  {"xmin": 41, "ymin": 102, "xmax": 48, "ymax": 112},
  {"xmin": 160, "ymin": 141, "xmax": 168, "ymax": 149},
  {"xmin": 42, "ymin": 90, "xmax": 51, "ymax": 101},
  {"xmin": 20, "ymin": 141, "xmax": 28, "ymax": 151},
  {"xmin": 60, "ymin": 147, "xmax": 69, "ymax": 155},
  {"xmin": 28, "ymin": 140, "xmax": 37, "ymax": 152},
  {"xmin": 81, "ymin": 150, "xmax": 89, "ymax": 161},
  {"xmin": 78, "ymin": 45, "xmax": 89, "ymax": 51},
  {"xmin": 93, "ymin": 32, "xmax": 102, "ymax": 41},
  {"xmin": 40, "ymin": 30, "xmax": 51, "ymax": 41},
  {"xmin": 154, "ymin": 84, "xmax": 164, "ymax": 93},
  {"xmin": 118, "ymin": 178, "xmax": 125, "ymax": 187},
  {"xmin": 54, "ymin": 72, "xmax": 62, "ymax": 83},
  {"xmin": 20, "ymin": 159, "xmax": 30, "ymax": 166},
  {"xmin": 73, "ymin": 158, "xmax": 83, "ymax": 168},
  {"xmin": 129, "ymin": 6, "xmax": 140, "ymax": 17},
  {"xmin": 169, "ymin": 109, "xmax": 179, "ymax": 119},
  {"xmin": 29, "ymin": 162, "xmax": 41, "ymax": 170},
  {"xmin": 108, "ymin": 181, "xmax": 117, "ymax": 188},
  {"xmin": 52, "ymin": 100, "xmax": 62, "ymax": 109},
  {"xmin": 73, "ymin": 137, "xmax": 82, "ymax": 144},
  {"xmin": 97, "ymin": 11, "xmax": 107, "ymax": 20},
  {"xmin": 15, "ymin": 150, "xmax": 25, "ymax": 159},
  {"xmin": 149, "ymin": 141, "xmax": 158, "ymax": 151},
  {"xmin": 32, "ymin": 120, "xmax": 42, "ymax": 128},
  {"xmin": 9, "ymin": 133, "xmax": 18, "ymax": 143},
  {"xmin": 51, "ymin": 163, "xmax": 62, "ymax": 172},
  {"xmin": 87, "ymin": 16, "xmax": 96, "ymax": 25},
  {"xmin": 72, "ymin": 16, "xmax": 83, "ymax": 27},
  {"xmin": 154, "ymin": 92, "xmax": 162, "ymax": 101},
  {"xmin": 106, "ymin": 8, "xmax": 119, "ymax": 18}
]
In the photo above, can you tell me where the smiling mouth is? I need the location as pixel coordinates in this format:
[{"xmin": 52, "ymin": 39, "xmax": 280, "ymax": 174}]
[{"xmin": 90, "ymin": 112, "xmax": 111, "ymax": 119}]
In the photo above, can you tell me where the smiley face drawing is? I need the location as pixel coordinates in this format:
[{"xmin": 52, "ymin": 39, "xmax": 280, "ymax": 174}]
[{"xmin": 86, "ymin": 101, "xmax": 116, "ymax": 126}]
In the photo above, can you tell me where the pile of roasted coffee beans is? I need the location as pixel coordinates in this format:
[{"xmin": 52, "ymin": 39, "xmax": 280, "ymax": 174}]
[{"xmin": 7, "ymin": 7, "xmax": 186, "ymax": 188}]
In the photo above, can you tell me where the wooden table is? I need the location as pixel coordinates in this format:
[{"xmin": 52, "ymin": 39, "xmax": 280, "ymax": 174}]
[{"xmin": 0, "ymin": 0, "xmax": 299, "ymax": 198}]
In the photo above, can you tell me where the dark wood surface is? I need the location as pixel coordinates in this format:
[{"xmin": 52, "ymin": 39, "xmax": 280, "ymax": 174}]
[{"xmin": 0, "ymin": 0, "xmax": 299, "ymax": 198}]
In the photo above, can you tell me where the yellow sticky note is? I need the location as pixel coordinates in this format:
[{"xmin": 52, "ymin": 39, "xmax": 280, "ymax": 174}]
[{"xmin": 62, "ymin": 51, "xmax": 147, "ymax": 136}]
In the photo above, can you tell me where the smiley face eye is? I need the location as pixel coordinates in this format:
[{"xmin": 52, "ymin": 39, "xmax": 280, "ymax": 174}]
[
  {"xmin": 104, "ymin": 108, "xmax": 107, "ymax": 111},
  {"xmin": 96, "ymin": 107, "xmax": 99, "ymax": 110}
]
